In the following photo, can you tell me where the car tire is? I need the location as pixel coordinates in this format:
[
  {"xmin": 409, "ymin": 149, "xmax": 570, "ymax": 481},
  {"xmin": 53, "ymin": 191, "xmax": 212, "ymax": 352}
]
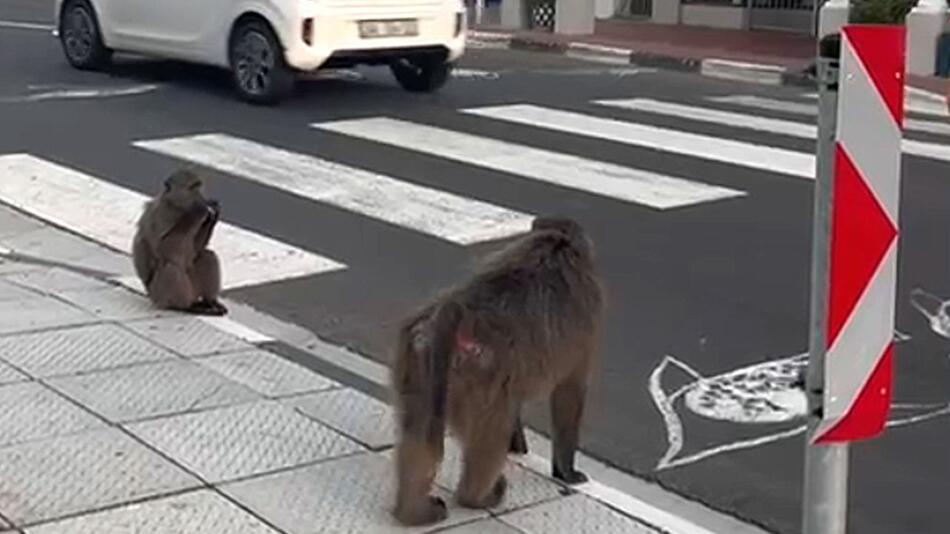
[
  {"xmin": 59, "ymin": 0, "xmax": 112, "ymax": 70},
  {"xmin": 390, "ymin": 56, "xmax": 453, "ymax": 93},
  {"xmin": 229, "ymin": 19, "xmax": 295, "ymax": 105}
]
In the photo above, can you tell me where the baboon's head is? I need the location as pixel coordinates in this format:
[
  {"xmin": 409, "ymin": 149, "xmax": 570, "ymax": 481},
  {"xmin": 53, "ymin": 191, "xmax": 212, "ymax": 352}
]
[
  {"xmin": 532, "ymin": 216, "xmax": 592, "ymax": 254},
  {"xmin": 162, "ymin": 168, "xmax": 208, "ymax": 211}
]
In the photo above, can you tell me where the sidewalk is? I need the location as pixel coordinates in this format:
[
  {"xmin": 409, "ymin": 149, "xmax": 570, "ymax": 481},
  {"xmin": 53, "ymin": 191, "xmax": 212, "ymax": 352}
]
[
  {"xmin": 0, "ymin": 204, "xmax": 671, "ymax": 534},
  {"xmin": 470, "ymin": 18, "xmax": 950, "ymax": 94}
]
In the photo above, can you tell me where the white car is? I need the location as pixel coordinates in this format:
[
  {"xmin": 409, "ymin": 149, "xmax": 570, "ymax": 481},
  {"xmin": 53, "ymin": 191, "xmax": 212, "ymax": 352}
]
[{"xmin": 53, "ymin": 0, "xmax": 466, "ymax": 104}]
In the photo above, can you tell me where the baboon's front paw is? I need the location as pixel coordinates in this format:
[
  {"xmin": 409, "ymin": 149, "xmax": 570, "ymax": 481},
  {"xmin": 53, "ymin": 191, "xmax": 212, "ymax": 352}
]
[
  {"xmin": 394, "ymin": 496, "xmax": 447, "ymax": 526},
  {"xmin": 509, "ymin": 431, "xmax": 529, "ymax": 455},
  {"xmin": 553, "ymin": 467, "xmax": 589, "ymax": 485},
  {"xmin": 426, "ymin": 496, "xmax": 448, "ymax": 523},
  {"xmin": 487, "ymin": 476, "xmax": 508, "ymax": 507},
  {"xmin": 208, "ymin": 300, "xmax": 229, "ymax": 315}
]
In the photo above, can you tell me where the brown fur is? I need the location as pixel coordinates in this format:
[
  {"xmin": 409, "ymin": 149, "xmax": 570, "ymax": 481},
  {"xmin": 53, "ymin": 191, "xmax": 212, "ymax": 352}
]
[
  {"xmin": 391, "ymin": 216, "xmax": 604, "ymax": 526},
  {"xmin": 132, "ymin": 169, "xmax": 228, "ymax": 316}
]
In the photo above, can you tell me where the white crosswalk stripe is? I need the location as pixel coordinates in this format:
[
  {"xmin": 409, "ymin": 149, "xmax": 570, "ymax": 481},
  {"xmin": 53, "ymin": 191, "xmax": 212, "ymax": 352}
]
[
  {"xmin": 134, "ymin": 133, "xmax": 533, "ymax": 245},
  {"xmin": 595, "ymin": 98, "xmax": 950, "ymax": 164},
  {"xmin": 3, "ymin": 90, "xmax": 949, "ymax": 294},
  {"xmin": 0, "ymin": 154, "xmax": 346, "ymax": 290},
  {"xmin": 462, "ymin": 104, "xmax": 816, "ymax": 179},
  {"xmin": 311, "ymin": 117, "xmax": 746, "ymax": 210},
  {"xmin": 707, "ymin": 94, "xmax": 950, "ymax": 137}
]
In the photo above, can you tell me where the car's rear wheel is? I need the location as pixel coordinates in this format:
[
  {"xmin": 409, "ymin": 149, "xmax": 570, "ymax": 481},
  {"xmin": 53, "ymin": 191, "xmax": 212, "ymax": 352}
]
[
  {"xmin": 59, "ymin": 0, "xmax": 112, "ymax": 70},
  {"xmin": 229, "ymin": 19, "xmax": 294, "ymax": 105},
  {"xmin": 390, "ymin": 55, "xmax": 453, "ymax": 93}
]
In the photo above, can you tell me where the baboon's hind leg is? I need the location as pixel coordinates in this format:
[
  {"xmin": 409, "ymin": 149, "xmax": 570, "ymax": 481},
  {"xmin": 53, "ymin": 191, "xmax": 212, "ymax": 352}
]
[
  {"xmin": 456, "ymin": 414, "xmax": 511, "ymax": 509},
  {"xmin": 394, "ymin": 432, "xmax": 447, "ymax": 526},
  {"xmin": 191, "ymin": 250, "xmax": 227, "ymax": 315},
  {"xmin": 148, "ymin": 265, "xmax": 196, "ymax": 311},
  {"xmin": 550, "ymin": 365, "xmax": 589, "ymax": 485},
  {"xmin": 509, "ymin": 411, "xmax": 529, "ymax": 455}
]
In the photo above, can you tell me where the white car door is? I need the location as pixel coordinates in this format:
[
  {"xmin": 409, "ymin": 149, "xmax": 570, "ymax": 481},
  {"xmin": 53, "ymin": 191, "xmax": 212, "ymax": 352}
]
[{"xmin": 95, "ymin": 0, "xmax": 221, "ymax": 59}]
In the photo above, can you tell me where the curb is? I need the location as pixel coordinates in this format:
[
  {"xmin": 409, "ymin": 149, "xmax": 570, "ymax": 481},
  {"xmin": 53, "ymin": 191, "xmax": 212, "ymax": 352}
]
[{"xmin": 468, "ymin": 30, "xmax": 817, "ymax": 88}]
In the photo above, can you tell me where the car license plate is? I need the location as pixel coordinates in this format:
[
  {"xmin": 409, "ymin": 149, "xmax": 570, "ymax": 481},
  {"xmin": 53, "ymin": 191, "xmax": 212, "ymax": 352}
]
[{"xmin": 358, "ymin": 19, "xmax": 419, "ymax": 38}]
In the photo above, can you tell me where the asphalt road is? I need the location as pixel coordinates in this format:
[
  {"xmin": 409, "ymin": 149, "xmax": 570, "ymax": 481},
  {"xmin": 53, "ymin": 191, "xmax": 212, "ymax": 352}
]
[{"xmin": 3, "ymin": 4, "xmax": 950, "ymax": 533}]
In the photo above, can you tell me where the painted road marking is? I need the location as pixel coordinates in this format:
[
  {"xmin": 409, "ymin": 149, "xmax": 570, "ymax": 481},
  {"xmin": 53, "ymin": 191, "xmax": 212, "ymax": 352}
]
[
  {"xmin": 0, "ymin": 20, "xmax": 52, "ymax": 31},
  {"xmin": 462, "ymin": 104, "xmax": 815, "ymax": 179},
  {"xmin": 596, "ymin": 98, "xmax": 950, "ymax": 164},
  {"xmin": 135, "ymin": 134, "xmax": 533, "ymax": 245},
  {"xmin": 0, "ymin": 154, "xmax": 345, "ymax": 289},
  {"xmin": 311, "ymin": 118, "xmax": 745, "ymax": 210},
  {"xmin": 598, "ymin": 98, "xmax": 815, "ymax": 138},
  {"xmin": 708, "ymin": 95, "xmax": 950, "ymax": 137},
  {"xmin": 0, "ymin": 85, "xmax": 159, "ymax": 104}
]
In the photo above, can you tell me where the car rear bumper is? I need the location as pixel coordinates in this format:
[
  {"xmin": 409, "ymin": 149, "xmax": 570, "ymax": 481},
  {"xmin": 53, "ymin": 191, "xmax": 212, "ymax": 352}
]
[{"xmin": 282, "ymin": 7, "xmax": 465, "ymax": 71}]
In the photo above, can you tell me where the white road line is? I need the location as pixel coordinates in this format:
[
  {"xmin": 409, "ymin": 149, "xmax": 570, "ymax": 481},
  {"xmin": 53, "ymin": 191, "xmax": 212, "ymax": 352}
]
[
  {"xmin": 708, "ymin": 94, "xmax": 950, "ymax": 137},
  {"xmin": 0, "ymin": 154, "xmax": 345, "ymax": 290},
  {"xmin": 134, "ymin": 134, "xmax": 533, "ymax": 245},
  {"xmin": 311, "ymin": 118, "xmax": 745, "ymax": 210},
  {"xmin": 0, "ymin": 20, "xmax": 52, "ymax": 31},
  {"xmin": 598, "ymin": 98, "xmax": 816, "ymax": 138},
  {"xmin": 463, "ymin": 104, "xmax": 816, "ymax": 179},
  {"xmin": 707, "ymin": 94, "xmax": 820, "ymax": 116},
  {"xmin": 0, "ymin": 85, "xmax": 159, "ymax": 103},
  {"xmin": 904, "ymin": 118, "xmax": 950, "ymax": 137},
  {"xmin": 596, "ymin": 98, "xmax": 950, "ymax": 164}
]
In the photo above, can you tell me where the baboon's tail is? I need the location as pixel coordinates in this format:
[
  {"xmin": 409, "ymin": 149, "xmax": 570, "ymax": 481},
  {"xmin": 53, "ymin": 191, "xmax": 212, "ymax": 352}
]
[{"xmin": 427, "ymin": 301, "xmax": 463, "ymax": 445}]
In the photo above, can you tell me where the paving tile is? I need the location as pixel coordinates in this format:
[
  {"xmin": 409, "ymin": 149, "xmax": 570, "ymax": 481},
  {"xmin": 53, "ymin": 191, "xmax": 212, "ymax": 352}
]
[
  {"xmin": 434, "ymin": 441, "xmax": 567, "ymax": 514},
  {"xmin": 0, "ymin": 359, "xmax": 28, "ymax": 386},
  {"xmin": 223, "ymin": 453, "xmax": 487, "ymax": 534},
  {"xmin": 438, "ymin": 519, "xmax": 523, "ymax": 533},
  {"xmin": 0, "ymin": 209, "xmax": 45, "ymax": 240},
  {"xmin": 47, "ymin": 359, "xmax": 260, "ymax": 423},
  {"xmin": 0, "ymin": 280, "xmax": 40, "ymax": 302},
  {"xmin": 56, "ymin": 287, "xmax": 174, "ymax": 321},
  {"xmin": 124, "ymin": 317, "xmax": 254, "ymax": 357},
  {"xmin": 0, "ymin": 323, "xmax": 177, "ymax": 378},
  {"xmin": 0, "ymin": 228, "xmax": 130, "ymax": 277},
  {"xmin": 199, "ymin": 349, "xmax": 338, "ymax": 398},
  {"xmin": 0, "ymin": 259, "xmax": 42, "ymax": 275},
  {"xmin": 288, "ymin": 388, "xmax": 394, "ymax": 450},
  {"xmin": 25, "ymin": 490, "xmax": 279, "ymax": 534},
  {"xmin": 500, "ymin": 494, "xmax": 658, "ymax": 534},
  {"xmin": 0, "ymin": 382, "xmax": 104, "ymax": 447},
  {"xmin": 0, "ymin": 428, "xmax": 199, "ymax": 526},
  {"xmin": 0, "ymin": 296, "xmax": 94, "ymax": 336},
  {"xmin": 126, "ymin": 401, "xmax": 363, "ymax": 483},
  {"xmin": 1, "ymin": 267, "xmax": 113, "ymax": 293}
]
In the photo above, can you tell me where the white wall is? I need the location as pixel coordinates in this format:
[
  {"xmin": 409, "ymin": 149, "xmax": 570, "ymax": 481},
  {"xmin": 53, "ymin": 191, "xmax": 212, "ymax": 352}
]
[{"xmin": 681, "ymin": 5, "xmax": 748, "ymax": 29}]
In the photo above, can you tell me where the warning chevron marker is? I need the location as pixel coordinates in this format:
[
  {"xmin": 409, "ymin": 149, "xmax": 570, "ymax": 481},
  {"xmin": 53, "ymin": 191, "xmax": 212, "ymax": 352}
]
[{"xmin": 814, "ymin": 26, "xmax": 905, "ymax": 443}]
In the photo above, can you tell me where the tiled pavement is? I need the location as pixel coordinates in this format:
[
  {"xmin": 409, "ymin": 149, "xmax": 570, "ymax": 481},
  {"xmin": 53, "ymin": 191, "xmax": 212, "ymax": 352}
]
[{"xmin": 0, "ymin": 204, "xmax": 659, "ymax": 533}]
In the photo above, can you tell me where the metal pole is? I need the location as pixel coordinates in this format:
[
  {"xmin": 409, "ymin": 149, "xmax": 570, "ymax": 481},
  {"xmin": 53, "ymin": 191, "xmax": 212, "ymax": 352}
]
[{"xmin": 801, "ymin": 34, "xmax": 848, "ymax": 534}]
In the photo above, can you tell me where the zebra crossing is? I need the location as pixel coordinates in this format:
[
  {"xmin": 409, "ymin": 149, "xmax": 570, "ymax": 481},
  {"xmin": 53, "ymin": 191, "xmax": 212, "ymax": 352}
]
[{"xmin": 1, "ymin": 90, "xmax": 947, "ymax": 293}]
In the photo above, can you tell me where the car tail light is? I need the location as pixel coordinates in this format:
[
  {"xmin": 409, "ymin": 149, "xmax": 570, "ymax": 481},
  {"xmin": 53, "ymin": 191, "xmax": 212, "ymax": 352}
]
[
  {"xmin": 454, "ymin": 12, "xmax": 463, "ymax": 37},
  {"xmin": 302, "ymin": 18, "xmax": 314, "ymax": 45}
]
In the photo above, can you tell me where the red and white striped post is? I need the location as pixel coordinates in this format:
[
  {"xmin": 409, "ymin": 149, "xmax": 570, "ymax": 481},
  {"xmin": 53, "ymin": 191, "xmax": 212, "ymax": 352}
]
[{"xmin": 802, "ymin": 25, "xmax": 905, "ymax": 533}]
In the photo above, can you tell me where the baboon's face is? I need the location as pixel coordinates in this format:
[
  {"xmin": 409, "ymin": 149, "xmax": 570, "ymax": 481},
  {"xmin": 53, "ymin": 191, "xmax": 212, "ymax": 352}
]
[{"xmin": 163, "ymin": 172, "xmax": 208, "ymax": 212}]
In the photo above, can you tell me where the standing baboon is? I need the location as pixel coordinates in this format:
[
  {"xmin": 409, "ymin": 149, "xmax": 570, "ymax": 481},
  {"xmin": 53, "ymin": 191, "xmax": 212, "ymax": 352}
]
[
  {"xmin": 391, "ymin": 217, "xmax": 604, "ymax": 526},
  {"xmin": 132, "ymin": 169, "xmax": 227, "ymax": 316}
]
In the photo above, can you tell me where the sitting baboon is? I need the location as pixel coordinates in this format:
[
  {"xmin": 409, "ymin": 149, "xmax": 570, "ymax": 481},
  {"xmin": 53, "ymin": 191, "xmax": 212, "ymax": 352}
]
[
  {"xmin": 132, "ymin": 169, "xmax": 227, "ymax": 316},
  {"xmin": 391, "ymin": 216, "xmax": 604, "ymax": 526}
]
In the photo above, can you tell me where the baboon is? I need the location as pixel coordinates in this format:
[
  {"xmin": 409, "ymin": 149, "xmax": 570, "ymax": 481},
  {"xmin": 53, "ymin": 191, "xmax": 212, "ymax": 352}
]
[
  {"xmin": 391, "ymin": 216, "xmax": 604, "ymax": 526},
  {"xmin": 132, "ymin": 169, "xmax": 228, "ymax": 316}
]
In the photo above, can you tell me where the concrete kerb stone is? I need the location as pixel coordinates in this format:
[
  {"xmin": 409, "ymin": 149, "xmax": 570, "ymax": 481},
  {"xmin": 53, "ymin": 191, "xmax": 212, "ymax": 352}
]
[{"xmin": 467, "ymin": 30, "xmax": 818, "ymax": 88}]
